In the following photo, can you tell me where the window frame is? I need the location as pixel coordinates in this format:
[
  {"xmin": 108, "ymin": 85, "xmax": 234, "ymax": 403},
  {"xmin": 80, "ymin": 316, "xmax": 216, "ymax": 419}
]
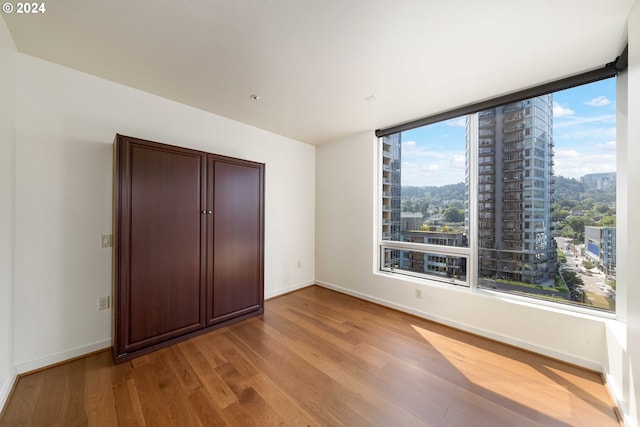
[{"xmin": 376, "ymin": 53, "xmax": 626, "ymax": 318}]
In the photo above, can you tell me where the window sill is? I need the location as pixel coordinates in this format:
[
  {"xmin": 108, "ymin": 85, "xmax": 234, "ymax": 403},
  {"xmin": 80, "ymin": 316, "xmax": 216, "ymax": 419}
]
[{"xmin": 375, "ymin": 269, "xmax": 618, "ymax": 322}]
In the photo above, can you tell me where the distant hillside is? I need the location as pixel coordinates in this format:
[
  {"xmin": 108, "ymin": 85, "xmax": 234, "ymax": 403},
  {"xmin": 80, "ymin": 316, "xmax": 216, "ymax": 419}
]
[
  {"xmin": 555, "ymin": 175, "xmax": 615, "ymax": 205},
  {"xmin": 554, "ymin": 176, "xmax": 585, "ymax": 201},
  {"xmin": 400, "ymin": 177, "xmax": 615, "ymax": 215},
  {"xmin": 401, "ymin": 182, "xmax": 465, "ymax": 214}
]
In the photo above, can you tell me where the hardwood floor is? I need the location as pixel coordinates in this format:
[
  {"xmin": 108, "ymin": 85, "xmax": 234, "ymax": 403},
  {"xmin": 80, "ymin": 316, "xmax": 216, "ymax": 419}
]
[{"xmin": 0, "ymin": 285, "xmax": 621, "ymax": 427}]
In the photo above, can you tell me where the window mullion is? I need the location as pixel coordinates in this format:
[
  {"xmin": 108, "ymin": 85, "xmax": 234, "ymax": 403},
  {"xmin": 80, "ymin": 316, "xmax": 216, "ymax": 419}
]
[
  {"xmin": 382, "ymin": 240, "xmax": 470, "ymax": 257},
  {"xmin": 468, "ymin": 113, "xmax": 479, "ymax": 290}
]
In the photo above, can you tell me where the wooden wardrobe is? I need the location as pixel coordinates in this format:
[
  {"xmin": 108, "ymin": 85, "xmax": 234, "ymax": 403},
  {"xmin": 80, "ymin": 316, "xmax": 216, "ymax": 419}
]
[{"xmin": 112, "ymin": 134, "xmax": 264, "ymax": 363}]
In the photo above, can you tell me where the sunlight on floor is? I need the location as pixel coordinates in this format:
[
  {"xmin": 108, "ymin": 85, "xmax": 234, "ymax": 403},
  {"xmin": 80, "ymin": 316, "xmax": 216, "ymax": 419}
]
[{"xmin": 409, "ymin": 323, "xmax": 613, "ymax": 422}]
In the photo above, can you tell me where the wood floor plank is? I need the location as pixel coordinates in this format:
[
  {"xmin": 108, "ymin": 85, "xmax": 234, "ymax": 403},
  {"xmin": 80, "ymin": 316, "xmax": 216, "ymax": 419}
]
[
  {"xmin": 186, "ymin": 387, "xmax": 232, "ymax": 426},
  {"xmin": 222, "ymin": 386, "xmax": 287, "ymax": 427},
  {"xmin": 249, "ymin": 372, "xmax": 320, "ymax": 426},
  {"xmin": 0, "ymin": 285, "xmax": 622, "ymax": 427},
  {"xmin": 226, "ymin": 319, "xmax": 370, "ymax": 426},
  {"xmin": 112, "ymin": 378, "xmax": 146, "ymax": 427},
  {"xmin": 239, "ymin": 311, "xmax": 429, "ymax": 426},
  {"xmin": 128, "ymin": 358, "xmax": 177, "ymax": 427},
  {"xmin": 165, "ymin": 345, "xmax": 204, "ymax": 394},
  {"xmin": 32, "ymin": 359, "xmax": 88, "ymax": 427},
  {"xmin": 175, "ymin": 339, "xmax": 238, "ymax": 410},
  {"xmin": 0, "ymin": 370, "xmax": 42, "ymax": 426},
  {"xmin": 84, "ymin": 351, "xmax": 118, "ymax": 427},
  {"xmin": 155, "ymin": 371, "xmax": 204, "ymax": 427},
  {"xmin": 60, "ymin": 359, "xmax": 89, "ymax": 427}
]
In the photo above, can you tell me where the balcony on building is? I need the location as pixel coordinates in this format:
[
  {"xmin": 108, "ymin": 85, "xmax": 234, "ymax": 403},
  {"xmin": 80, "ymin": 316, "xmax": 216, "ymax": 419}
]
[{"xmin": 503, "ymin": 112, "xmax": 525, "ymax": 123}]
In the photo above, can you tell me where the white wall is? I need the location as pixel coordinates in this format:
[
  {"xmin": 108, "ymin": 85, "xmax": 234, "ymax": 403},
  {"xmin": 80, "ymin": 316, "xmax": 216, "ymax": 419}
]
[
  {"xmin": 12, "ymin": 53, "xmax": 315, "ymax": 371},
  {"xmin": 0, "ymin": 16, "xmax": 16, "ymax": 409}
]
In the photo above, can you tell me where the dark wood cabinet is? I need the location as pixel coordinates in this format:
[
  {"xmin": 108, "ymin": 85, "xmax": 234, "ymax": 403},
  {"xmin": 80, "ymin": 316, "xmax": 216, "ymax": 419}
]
[{"xmin": 113, "ymin": 135, "xmax": 264, "ymax": 363}]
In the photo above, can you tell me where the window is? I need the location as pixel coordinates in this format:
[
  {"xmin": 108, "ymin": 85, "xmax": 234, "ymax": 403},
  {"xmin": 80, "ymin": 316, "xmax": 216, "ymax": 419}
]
[{"xmin": 379, "ymin": 77, "xmax": 617, "ymax": 314}]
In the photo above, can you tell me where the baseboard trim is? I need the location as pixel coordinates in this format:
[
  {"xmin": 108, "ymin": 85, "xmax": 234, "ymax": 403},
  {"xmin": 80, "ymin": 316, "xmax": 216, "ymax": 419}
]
[
  {"xmin": 10, "ymin": 282, "xmax": 315, "ymax": 375},
  {"xmin": 0, "ymin": 371, "xmax": 17, "ymax": 419},
  {"xmin": 265, "ymin": 280, "xmax": 315, "ymax": 300},
  {"xmin": 14, "ymin": 339, "xmax": 111, "ymax": 376},
  {"xmin": 315, "ymin": 280, "xmax": 603, "ymax": 372}
]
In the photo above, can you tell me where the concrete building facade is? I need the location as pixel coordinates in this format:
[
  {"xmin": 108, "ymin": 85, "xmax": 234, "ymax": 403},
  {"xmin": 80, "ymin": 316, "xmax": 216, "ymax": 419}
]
[{"xmin": 471, "ymin": 95, "xmax": 558, "ymax": 286}]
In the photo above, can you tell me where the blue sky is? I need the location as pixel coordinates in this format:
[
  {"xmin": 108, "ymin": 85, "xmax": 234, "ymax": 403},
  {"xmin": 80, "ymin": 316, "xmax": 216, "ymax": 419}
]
[{"xmin": 400, "ymin": 78, "xmax": 617, "ymax": 187}]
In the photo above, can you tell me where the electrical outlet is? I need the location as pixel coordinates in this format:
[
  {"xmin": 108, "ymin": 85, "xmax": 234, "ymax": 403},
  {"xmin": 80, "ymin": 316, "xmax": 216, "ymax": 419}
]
[
  {"xmin": 101, "ymin": 234, "xmax": 112, "ymax": 248},
  {"xmin": 415, "ymin": 289, "xmax": 422, "ymax": 299},
  {"xmin": 98, "ymin": 296, "xmax": 110, "ymax": 310}
]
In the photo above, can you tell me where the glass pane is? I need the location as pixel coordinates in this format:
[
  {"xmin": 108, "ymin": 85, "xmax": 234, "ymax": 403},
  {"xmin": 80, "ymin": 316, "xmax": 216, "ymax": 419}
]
[
  {"xmin": 381, "ymin": 117, "xmax": 470, "ymax": 248},
  {"xmin": 476, "ymin": 79, "xmax": 616, "ymax": 312},
  {"xmin": 381, "ymin": 247, "xmax": 467, "ymax": 285}
]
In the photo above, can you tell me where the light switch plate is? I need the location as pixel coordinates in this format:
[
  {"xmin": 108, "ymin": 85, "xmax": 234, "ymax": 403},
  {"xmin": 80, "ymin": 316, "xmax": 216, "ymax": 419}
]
[
  {"xmin": 98, "ymin": 296, "xmax": 110, "ymax": 310},
  {"xmin": 101, "ymin": 234, "xmax": 112, "ymax": 248}
]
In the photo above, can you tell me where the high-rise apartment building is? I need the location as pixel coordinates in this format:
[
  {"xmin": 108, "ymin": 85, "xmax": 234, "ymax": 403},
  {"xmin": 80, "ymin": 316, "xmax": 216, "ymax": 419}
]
[
  {"xmin": 381, "ymin": 134, "xmax": 402, "ymax": 268},
  {"xmin": 472, "ymin": 95, "xmax": 558, "ymax": 286}
]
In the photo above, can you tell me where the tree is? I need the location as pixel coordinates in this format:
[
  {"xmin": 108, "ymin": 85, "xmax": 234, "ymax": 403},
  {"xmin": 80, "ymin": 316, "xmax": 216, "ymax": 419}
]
[
  {"xmin": 601, "ymin": 215, "xmax": 616, "ymax": 226},
  {"xmin": 552, "ymin": 203, "xmax": 570, "ymax": 222},
  {"xmin": 582, "ymin": 259, "xmax": 596, "ymax": 270},
  {"xmin": 565, "ymin": 216, "xmax": 585, "ymax": 241},
  {"xmin": 444, "ymin": 207, "xmax": 464, "ymax": 223},
  {"xmin": 562, "ymin": 271, "xmax": 583, "ymax": 287},
  {"xmin": 557, "ymin": 249, "xmax": 567, "ymax": 265},
  {"xmin": 581, "ymin": 198, "xmax": 595, "ymax": 210},
  {"xmin": 561, "ymin": 270, "xmax": 586, "ymax": 302},
  {"xmin": 560, "ymin": 199, "xmax": 578, "ymax": 210}
]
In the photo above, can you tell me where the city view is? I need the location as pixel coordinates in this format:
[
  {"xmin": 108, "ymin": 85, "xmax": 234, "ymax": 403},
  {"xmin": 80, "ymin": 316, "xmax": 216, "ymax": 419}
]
[{"xmin": 381, "ymin": 78, "xmax": 616, "ymax": 312}]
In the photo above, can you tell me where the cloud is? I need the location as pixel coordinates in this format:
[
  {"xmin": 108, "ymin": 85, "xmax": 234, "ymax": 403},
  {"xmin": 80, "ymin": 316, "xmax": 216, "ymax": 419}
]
[
  {"xmin": 553, "ymin": 114, "xmax": 616, "ymax": 129},
  {"xmin": 554, "ymin": 151, "xmax": 615, "ymax": 179},
  {"xmin": 555, "ymin": 149, "xmax": 581, "ymax": 159},
  {"xmin": 446, "ymin": 118, "xmax": 467, "ymax": 128},
  {"xmin": 554, "ymin": 129, "xmax": 616, "ymax": 179},
  {"xmin": 451, "ymin": 154, "xmax": 466, "ymax": 167},
  {"xmin": 553, "ymin": 102, "xmax": 574, "ymax": 117},
  {"xmin": 597, "ymin": 140, "xmax": 616, "ymax": 150},
  {"xmin": 401, "ymin": 150, "xmax": 466, "ymax": 186},
  {"xmin": 555, "ymin": 127, "xmax": 616, "ymax": 144},
  {"xmin": 402, "ymin": 140, "xmax": 417, "ymax": 151},
  {"xmin": 402, "ymin": 140, "xmax": 453, "ymax": 159},
  {"xmin": 585, "ymin": 96, "xmax": 611, "ymax": 107}
]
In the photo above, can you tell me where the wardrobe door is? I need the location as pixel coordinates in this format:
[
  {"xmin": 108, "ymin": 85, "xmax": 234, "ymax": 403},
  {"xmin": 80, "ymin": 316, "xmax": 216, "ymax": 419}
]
[
  {"xmin": 114, "ymin": 136, "xmax": 206, "ymax": 358},
  {"xmin": 207, "ymin": 156, "xmax": 264, "ymax": 325}
]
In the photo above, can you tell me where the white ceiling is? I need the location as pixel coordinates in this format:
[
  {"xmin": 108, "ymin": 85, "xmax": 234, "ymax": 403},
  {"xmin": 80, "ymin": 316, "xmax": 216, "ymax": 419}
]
[{"xmin": 3, "ymin": 0, "xmax": 633, "ymax": 144}]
